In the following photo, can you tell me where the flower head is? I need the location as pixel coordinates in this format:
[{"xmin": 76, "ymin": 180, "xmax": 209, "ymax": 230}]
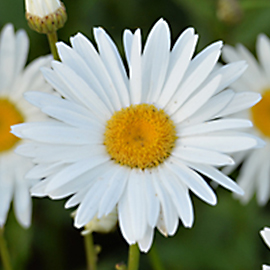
[
  {"xmin": 222, "ymin": 34, "xmax": 270, "ymax": 205},
  {"xmin": 260, "ymin": 227, "xmax": 270, "ymax": 270},
  {"xmin": 25, "ymin": 0, "xmax": 67, "ymax": 34},
  {"xmin": 0, "ymin": 24, "xmax": 51, "ymax": 228},
  {"xmin": 12, "ymin": 19, "xmax": 261, "ymax": 251}
]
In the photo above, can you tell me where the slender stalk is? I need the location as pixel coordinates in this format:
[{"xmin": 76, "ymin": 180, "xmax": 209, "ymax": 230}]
[
  {"xmin": 84, "ymin": 233, "xmax": 97, "ymax": 270},
  {"xmin": 148, "ymin": 245, "xmax": 165, "ymax": 270},
  {"xmin": 46, "ymin": 31, "xmax": 59, "ymax": 60},
  {"xmin": 0, "ymin": 228, "xmax": 12, "ymax": 270},
  {"xmin": 127, "ymin": 244, "xmax": 140, "ymax": 270}
]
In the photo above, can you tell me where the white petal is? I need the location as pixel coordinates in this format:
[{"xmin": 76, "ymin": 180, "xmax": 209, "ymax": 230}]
[
  {"xmin": 71, "ymin": 32, "xmax": 130, "ymax": 109},
  {"xmin": 0, "ymin": 24, "xmax": 15, "ymax": 93},
  {"xmin": 172, "ymin": 75, "xmax": 221, "ymax": 123},
  {"xmin": 142, "ymin": 19, "xmax": 170, "ymax": 102},
  {"xmin": 143, "ymin": 170, "xmax": 160, "ymax": 228},
  {"xmin": 13, "ymin": 177, "xmax": 32, "ymax": 228},
  {"xmin": 123, "ymin": 29, "xmax": 133, "ymax": 67},
  {"xmin": 217, "ymin": 92, "xmax": 261, "ymax": 117},
  {"xmin": 179, "ymin": 131, "xmax": 262, "ymax": 153},
  {"xmin": 12, "ymin": 122, "xmax": 101, "ymax": 145},
  {"xmin": 0, "ymin": 155, "xmax": 14, "ymax": 226},
  {"xmin": 144, "ymin": 19, "xmax": 170, "ymax": 103},
  {"xmin": 138, "ymin": 225, "xmax": 154, "ymax": 253},
  {"xmin": 165, "ymin": 157, "xmax": 217, "ymax": 205},
  {"xmin": 51, "ymin": 61, "xmax": 111, "ymax": 120},
  {"xmin": 127, "ymin": 169, "xmax": 147, "ymax": 240},
  {"xmin": 41, "ymin": 105, "xmax": 103, "ymax": 131},
  {"xmin": 155, "ymin": 198, "xmax": 179, "ymax": 237},
  {"xmin": 45, "ymin": 155, "xmax": 110, "ymax": 193},
  {"xmin": 129, "ymin": 29, "xmax": 142, "ymax": 104},
  {"xmin": 257, "ymin": 34, "xmax": 270, "ymax": 79},
  {"xmin": 256, "ymin": 148, "xmax": 270, "ymax": 205},
  {"xmin": 179, "ymin": 119, "xmax": 252, "ymax": 137},
  {"xmin": 93, "ymin": 27, "xmax": 129, "ymax": 107},
  {"xmin": 189, "ymin": 163, "xmax": 244, "ymax": 195},
  {"xmin": 118, "ymin": 188, "xmax": 136, "ymax": 245},
  {"xmin": 57, "ymin": 41, "xmax": 119, "ymax": 112},
  {"xmin": 98, "ymin": 166, "xmax": 129, "ymax": 217},
  {"xmin": 157, "ymin": 28, "xmax": 198, "ymax": 107},
  {"xmin": 236, "ymin": 150, "xmax": 262, "ymax": 203},
  {"xmin": 213, "ymin": 61, "xmax": 248, "ymax": 94},
  {"xmin": 165, "ymin": 41, "xmax": 222, "ymax": 115},
  {"xmin": 74, "ymin": 166, "xmax": 114, "ymax": 228},
  {"xmin": 180, "ymin": 89, "xmax": 234, "ymax": 127},
  {"xmin": 261, "ymin": 227, "xmax": 270, "ymax": 248},
  {"xmin": 14, "ymin": 29, "xmax": 29, "ymax": 78},
  {"xmin": 25, "ymin": 91, "xmax": 103, "ymax": 129},
  {"xmin": 26, "ymin": 162, "xmax": 64, "ymax": 179},
  {"xmin": 16, "ymin": 142, "xmax": 105, "ymax": 163},
  {"xmin": 173, "ymin": 146, "xmax": 234, "ymax": 166},
  {"xmin": 158, "ymin": 166, "xmax": 193, "ymax": 227}
]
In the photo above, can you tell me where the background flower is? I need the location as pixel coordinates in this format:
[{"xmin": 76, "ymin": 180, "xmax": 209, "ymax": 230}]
[
  {"xmin": 0, "ymin": 24, "xmax": 51, "ymax": 229},
  {"xmin": 222, "ymin": 34, "xmax": 270, "ymax": 206}
]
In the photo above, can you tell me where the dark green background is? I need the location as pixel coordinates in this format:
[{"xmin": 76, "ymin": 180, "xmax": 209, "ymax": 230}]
[{"xmin": 1, "ymin": 0, "xmax": 270, "ymax": 269}]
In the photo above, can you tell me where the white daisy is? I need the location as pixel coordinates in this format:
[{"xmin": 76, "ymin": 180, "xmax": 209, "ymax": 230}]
[
  {"xmin": 260, "ymin": 227, "xmax": 270, "ymax": 270},
  {"xmin": 12, "ymin": 19, "xmax": 262, "ymax": 251},
  {"xmin": 0, "ymin": 24, "xmax": 51, "ymax": 228},
  {"xmin": 222, "ymin": 34, "xmax": 270, "ymax": 205}
]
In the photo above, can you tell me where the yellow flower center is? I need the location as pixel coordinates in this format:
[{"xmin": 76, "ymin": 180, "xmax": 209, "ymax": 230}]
[
  {"xmin": 0, "ymin": 99, "xmax": 24, "ymax": 152},
  {"xmin": 251, "ymin": 89, "xmax": 270, "ymax": 137},
  {"xmin": 104, "ymin": 104, "xmax": 177, "ymax": 170}
]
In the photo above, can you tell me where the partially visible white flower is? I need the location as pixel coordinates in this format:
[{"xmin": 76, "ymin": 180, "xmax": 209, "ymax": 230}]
[
  {"xmin": 12, "ymin": 19, "xmax": 262, "ymax": 252},
  {"xmin": 223, "ymin": 34, "xmax": 270, "ymax": 205},
  {"xmin": 81, "ymin": 208, "xmax": 117, "ymax": 235},
  {"xmin": 25, "ymin": 0, "xmax": 62, "ymax": 18},
  {"xmin": 0, "ymin": 24, "xmax": 52, "ymax": 228},
  {"xmin": 260, "ymin": 227, "xmax": 270, "ymax": 270}
]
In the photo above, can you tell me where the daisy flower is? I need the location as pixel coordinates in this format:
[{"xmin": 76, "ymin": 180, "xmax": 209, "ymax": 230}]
[
  {"xmin": 12, "ymin": 19, "xmax": 262, "ymax": 251},
  {"xmin": 260, "ymin": 227, "xmax": 270, "ymax": 270},
  {"xmin": 222, "ymin": 34, "xmax": 270, "ymax": 205},
  {"xmin": 0, "ymin": 24, "xmax": 51, "ymax": 228}
]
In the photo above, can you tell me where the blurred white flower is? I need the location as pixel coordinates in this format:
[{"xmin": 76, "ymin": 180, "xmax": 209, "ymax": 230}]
[
  {"xmin": 25, "ymin": 0, "xmax": 62, "ymax": 18},
  {"xmin": 0, "ymin": 24, "xmax": 51, "ymax": 228},
  {"xmin": 12, "ymin": 19, "xmax": 261, "ymax": 251},
  {"xmin": 81, "ymin": 208, "xmax": 117, "ymax": 235},
  {"xmin": 260, "ymin": 227, "xmax": 270, "ymax": 270},
  {"xmin": 223, "ymin": 34, "xmax": 270, "ymax": 205}
]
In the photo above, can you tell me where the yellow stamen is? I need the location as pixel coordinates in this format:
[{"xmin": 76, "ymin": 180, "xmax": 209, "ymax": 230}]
[
  {"xmin": 0, "ymin": 99, "xmax": 24, "ymax": 152},
  {"xmin": 104, "ymin": 104, "xmax": 177, "ymax": 170},
  {"xmin": 251, "ymin": 89, "xmax": 270, "ymax": 137}
]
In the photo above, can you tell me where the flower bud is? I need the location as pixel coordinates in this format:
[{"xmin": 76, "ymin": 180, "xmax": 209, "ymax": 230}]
[{"xmin": 25, "ymin": 0, "xmax": 67, "ymax": 34}]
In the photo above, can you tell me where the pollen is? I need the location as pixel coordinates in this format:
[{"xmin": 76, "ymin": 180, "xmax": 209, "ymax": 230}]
[
  {"xmin": 0, "ymin": 99, "xmax": 24, "ymax": 152},
  {"xmin": 104, "ymin": 104, "xmax": 177, "ymax": 170}
]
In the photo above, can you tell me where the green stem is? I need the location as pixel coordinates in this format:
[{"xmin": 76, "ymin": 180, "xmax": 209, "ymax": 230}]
[
  {"xmin": 127, "ymin": 244, "xmax": 140, "ymax": 270},
  {"xmin": 84, "ymin": 233, "xmax": 97, "ymax": 270},
  {"xmin": 0, "ymin": 228, "xmax": 12, "ymax": 270},
  {"xmin": 148, "ymin": 245, "xmax": 165, "ymax": 270},
  {"xmin": 46, "ymin": 31, "xmax": 59, "ymax": 60}
]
